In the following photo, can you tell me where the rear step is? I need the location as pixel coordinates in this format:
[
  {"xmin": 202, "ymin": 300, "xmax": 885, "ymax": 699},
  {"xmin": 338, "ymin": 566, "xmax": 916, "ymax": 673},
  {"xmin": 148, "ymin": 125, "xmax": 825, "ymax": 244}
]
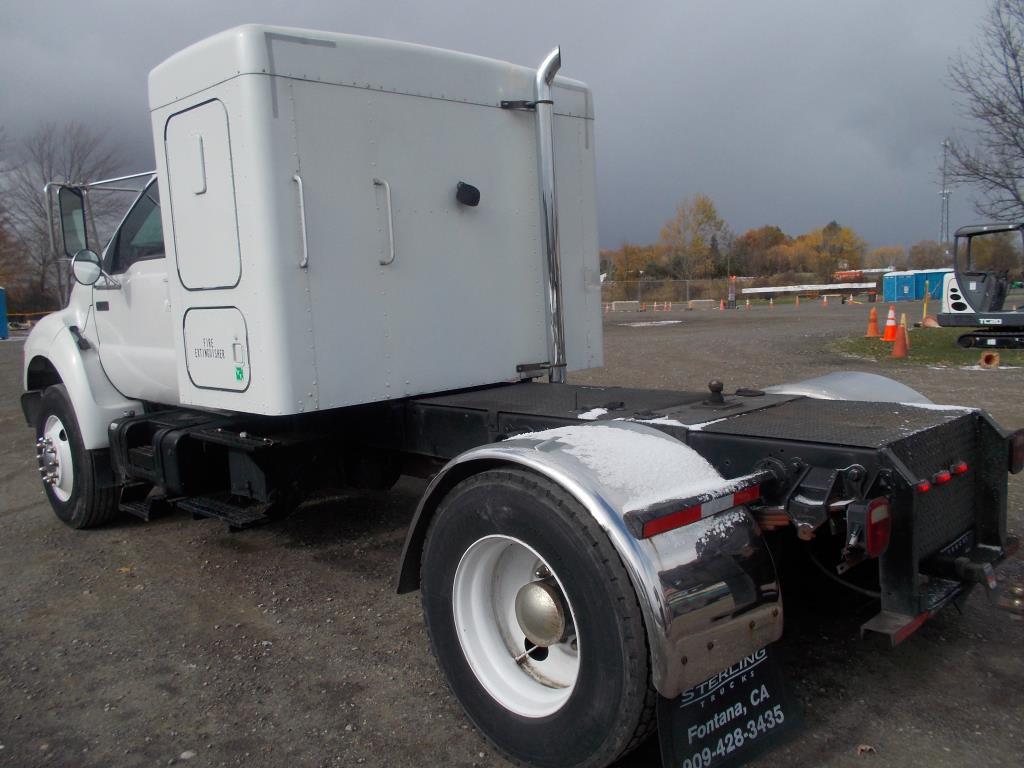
[
  {"xmin": 175, "ymin": 496, "xmax": 272, "ymax": 531},
  {"xmin": 118, "ymin": 483, "xmax": 169, "ymax": 522}
]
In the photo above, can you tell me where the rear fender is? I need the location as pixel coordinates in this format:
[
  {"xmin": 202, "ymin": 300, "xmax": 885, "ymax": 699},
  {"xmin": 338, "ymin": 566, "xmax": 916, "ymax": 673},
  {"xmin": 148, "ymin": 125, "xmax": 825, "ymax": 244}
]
[
  {"xmin": 397, "ymin": 420, "xmax": 782, "ymax": 698},
  {"xmin": 23, "ymin": 312, "xmax": 142, "ymax": 450}
]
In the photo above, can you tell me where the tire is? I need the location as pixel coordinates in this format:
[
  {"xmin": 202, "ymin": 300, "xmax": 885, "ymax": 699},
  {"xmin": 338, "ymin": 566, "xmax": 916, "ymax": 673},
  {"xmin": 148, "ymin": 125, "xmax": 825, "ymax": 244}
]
[
  {"xmin": 420, "ymin": 468, "xmax": 656, "ymax": 768},
  {"xmin": 35, "ymin": 384, "xmax": 119, "ymax": 529}
]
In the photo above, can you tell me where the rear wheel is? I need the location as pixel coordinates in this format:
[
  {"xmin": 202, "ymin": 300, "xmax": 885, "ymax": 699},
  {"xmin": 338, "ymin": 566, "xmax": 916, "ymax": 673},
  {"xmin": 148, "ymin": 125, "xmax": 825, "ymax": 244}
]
[
  {"xmin": 420, "ymin": 468, "xmax": 655, "ymax": 768},
  {"xmin": 35, "ymin": 385, "xmax": 119, "ymax": 529}
]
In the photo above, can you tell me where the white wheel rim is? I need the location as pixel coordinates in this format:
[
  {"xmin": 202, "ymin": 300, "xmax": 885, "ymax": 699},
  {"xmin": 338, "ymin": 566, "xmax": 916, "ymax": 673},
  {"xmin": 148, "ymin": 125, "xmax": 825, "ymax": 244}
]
[
  {"xmin": 452, "ymin": 535, "xmax": 580, "ymax": 718},
  {"xmin": 39, "ymin": 415, "xmax": 74, "ymax": 502}
]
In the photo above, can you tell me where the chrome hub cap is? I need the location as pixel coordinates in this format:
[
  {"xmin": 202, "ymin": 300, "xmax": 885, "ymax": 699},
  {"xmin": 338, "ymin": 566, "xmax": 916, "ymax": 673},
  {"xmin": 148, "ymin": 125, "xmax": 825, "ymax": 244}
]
[
  {"xmin": 452, "ymin": 535, "xmax": 579, "ymax": 718},
  {"xmin": 37, "ymin": 415, "xmax": 73, "ymax": 502},
  {"xmin": 515, "ymin": 578, "xmax": 570, "ymax": 648}
]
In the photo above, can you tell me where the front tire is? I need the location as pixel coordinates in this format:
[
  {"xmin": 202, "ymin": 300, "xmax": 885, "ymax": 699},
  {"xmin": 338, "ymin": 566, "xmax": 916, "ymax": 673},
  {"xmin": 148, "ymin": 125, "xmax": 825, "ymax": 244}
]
[
  {"xmin": 35, "ymin": 384, "xmax": 119, "ymax": 529},
  {"xmin": 420, "ymin": 468, "xmax": 655, "ymax": 768}
]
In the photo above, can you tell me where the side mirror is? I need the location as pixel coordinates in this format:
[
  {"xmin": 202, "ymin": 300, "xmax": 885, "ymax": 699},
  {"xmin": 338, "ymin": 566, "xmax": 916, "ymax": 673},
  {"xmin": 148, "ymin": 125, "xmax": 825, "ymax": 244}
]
[
  {"xmin": 71, "ymin": 249, "xmax": 103, "ymax": 286},
  {"xmin": 58, "ymin": 186, "xmax": 89, "ymax": 259}
]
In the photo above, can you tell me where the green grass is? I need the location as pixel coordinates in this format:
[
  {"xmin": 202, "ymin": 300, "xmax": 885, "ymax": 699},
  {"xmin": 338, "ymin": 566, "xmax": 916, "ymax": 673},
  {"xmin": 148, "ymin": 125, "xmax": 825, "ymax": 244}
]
[{"xmin": 831, "ymin": 326, "xmax": 1024, "ymax": 367}]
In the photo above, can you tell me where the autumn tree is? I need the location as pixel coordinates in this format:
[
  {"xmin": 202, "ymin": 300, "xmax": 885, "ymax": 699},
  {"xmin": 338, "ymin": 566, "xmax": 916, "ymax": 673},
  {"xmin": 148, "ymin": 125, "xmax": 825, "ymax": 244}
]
[
  {"xmin": 3, "ymin": 122, "xmax": 118, "ymax": 307},
  {"xmin": 865, "ymin": 245, "xmax": 905, "ymax": 270},
  {"xmin": 948, "ymin": 0, "xmax": 1024, "ymax": 220},
  {"xmin": 968, "ymin": 231, "xmax": 1021, "ymax": 273},
  {"xmin": 658, "ymin": 194, "xmax": 731, "ymax": 279},
  {"xmin": 907, "ymin": 240, "xmax": 950, "ymax": 269},
  {"xmin": 732, "ymin": 225, "xmax": 789, "ymax": 275}
]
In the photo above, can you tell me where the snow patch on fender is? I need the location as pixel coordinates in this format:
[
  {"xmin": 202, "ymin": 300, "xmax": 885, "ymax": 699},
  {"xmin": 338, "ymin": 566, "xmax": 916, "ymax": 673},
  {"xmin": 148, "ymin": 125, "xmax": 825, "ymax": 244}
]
[{"xmin": 516, "ymin": 423, "xmax": 733, "ymax": 512}]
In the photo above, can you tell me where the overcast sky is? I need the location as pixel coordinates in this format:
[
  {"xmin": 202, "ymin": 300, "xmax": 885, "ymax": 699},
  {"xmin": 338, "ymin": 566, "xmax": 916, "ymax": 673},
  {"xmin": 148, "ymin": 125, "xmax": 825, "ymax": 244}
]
[{"xmin": 0, "ymin": 0, "xmax": 991, "ymax": 250}]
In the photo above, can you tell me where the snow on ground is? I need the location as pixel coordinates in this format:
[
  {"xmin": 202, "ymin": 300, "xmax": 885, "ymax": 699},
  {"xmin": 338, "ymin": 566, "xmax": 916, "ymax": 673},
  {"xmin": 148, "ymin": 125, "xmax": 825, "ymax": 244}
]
[{"xmin": 617, "ymin": 320, "xmax": 683, "ymax": 328}]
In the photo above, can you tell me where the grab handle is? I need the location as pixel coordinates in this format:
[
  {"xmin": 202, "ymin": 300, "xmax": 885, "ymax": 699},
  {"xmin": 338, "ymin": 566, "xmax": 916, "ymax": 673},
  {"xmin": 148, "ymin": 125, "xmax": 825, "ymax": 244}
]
[
  {"xmin": 293, "ymin": 173, "xmax": 309, "ymax": 268},
  {"xmin": 373, "ymin": 177, "xmax": 396, "ymax": 266}
]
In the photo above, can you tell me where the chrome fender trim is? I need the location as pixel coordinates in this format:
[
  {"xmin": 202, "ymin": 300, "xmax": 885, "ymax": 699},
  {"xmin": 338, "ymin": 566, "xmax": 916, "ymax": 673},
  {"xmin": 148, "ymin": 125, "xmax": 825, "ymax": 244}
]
[{"xmin": 397, "ymin": 421, "xmax": 782, "ymax": 698}]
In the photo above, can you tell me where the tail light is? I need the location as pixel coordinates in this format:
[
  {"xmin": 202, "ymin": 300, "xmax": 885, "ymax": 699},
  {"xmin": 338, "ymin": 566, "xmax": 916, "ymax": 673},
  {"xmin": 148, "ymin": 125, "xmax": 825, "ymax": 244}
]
[
  {"xmin": 864, "ymin": 498, "xmax": 891, "ymax": 558},
  {"xmin": 1010, "ymin": 429, "xmax": 1024, "ymax": 474},
  {"xmin": 846, "ymin": 497, "xmax": 892, "ymax": 558}
]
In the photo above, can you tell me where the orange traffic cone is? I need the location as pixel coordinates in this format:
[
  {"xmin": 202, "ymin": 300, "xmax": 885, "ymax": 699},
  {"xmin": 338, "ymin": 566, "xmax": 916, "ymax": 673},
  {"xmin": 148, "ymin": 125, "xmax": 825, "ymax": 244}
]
[
  {"xmin": 720, "ymin": 299, "xmax": 725, "ymax": 310},
  {"xmin": 822, "ymin": 294, "xmax": 828, "ymax": 306},
  {"xmin": 881, "ymin": 305, "xmax": 898, "ymax": 342},
  {"xmin": 899, "ymin": 313, "xmax": 911, "ymax": 350},
  {"xmin": 891, "ymin": 323, "xmax": 909, "ymax": 359},
  {"xmin": 795, "ymin": 295, "xmax": 800, "ymax": 308},
  {"xmin": 770, "ymin": 297, "xmax": 774, "ymax": 307},
  {"xmin": 864, "ymin": 306, "xmax": 880, "ymax": 338}
]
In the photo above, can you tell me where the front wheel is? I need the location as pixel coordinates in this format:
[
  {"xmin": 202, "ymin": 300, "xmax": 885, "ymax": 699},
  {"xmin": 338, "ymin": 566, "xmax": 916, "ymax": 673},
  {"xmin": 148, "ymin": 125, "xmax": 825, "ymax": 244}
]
[
  {"xmin": 35, "ymin": 384, "xmax": 119, "ymax": 528},
  {"xmin": 420, "ymin": 468, "xmax": 655, "ymax": 768}
]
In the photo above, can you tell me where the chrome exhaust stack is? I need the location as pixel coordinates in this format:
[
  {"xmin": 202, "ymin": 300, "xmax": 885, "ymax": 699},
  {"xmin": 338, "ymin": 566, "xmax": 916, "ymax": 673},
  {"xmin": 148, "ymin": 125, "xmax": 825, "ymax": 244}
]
[{"xmin": 534, "ymin": 47, "xmax": 567, "ymax": 384}]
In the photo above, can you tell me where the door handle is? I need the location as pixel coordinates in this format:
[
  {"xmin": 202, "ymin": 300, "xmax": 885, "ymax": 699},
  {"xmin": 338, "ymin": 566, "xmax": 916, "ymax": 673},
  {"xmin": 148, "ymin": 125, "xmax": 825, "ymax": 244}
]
[
  {"xmin": 373, "ymin": 177, "xmax": 396, "ymax": 266},
  {"xmin": 293, "ymin": 173, "xmax": 309, "ymax": 269}
]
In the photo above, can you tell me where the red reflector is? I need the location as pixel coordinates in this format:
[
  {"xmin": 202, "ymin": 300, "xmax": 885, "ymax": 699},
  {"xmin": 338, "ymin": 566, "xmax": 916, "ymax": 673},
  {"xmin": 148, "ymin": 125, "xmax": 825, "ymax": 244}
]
[
  {"xmin": 932, "ymin": 470, "xmax": 952, "ymax": 485},
  {"xmin": 641, "ymin": 505, "xmax": 701, "ymax": 538},
  {"xmin": 915, "ymin": 480, "xmax": 931, "ymax": 493},
  {"xmin": 865, "ymin": 498, "xmax": 891, "ymax": 557},
  {"xmin": 951, "ymin": 461, "xmax": 968, "ymax": 475},
  {"xmin": 732, "ymin": 484, "xmax": 761, "ymax": 506}
]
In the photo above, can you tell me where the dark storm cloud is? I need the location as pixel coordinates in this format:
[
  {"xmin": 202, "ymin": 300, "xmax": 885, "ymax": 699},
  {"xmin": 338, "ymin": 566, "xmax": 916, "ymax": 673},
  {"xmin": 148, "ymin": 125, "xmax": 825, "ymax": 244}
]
[{"xmin": 0, "ymin": 0, "xmax": 985, "ymax": 248}]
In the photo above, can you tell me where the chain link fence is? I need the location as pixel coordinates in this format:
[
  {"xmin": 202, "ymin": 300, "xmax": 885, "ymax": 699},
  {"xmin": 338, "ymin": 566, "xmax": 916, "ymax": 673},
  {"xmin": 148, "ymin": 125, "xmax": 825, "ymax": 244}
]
[{"xmin": 601, "ymin": 279, "xmax": 728, "ymax": 307}]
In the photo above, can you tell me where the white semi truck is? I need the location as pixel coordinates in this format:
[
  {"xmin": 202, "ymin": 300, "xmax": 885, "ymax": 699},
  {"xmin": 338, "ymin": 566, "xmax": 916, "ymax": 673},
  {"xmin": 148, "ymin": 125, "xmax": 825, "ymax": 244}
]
[{"xmin": 21, "ymin": 25, "xmax": 1021, "ymax": 768}]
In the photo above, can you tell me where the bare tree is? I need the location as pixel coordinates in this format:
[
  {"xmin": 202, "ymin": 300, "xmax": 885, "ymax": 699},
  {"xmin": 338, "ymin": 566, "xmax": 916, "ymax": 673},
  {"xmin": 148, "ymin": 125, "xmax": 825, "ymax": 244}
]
[
  {"xmin": 948, "ymin": 0, "xmax": 1024, "ymax": 221},
  {"xmin": 3, "ymin": 122, "xmax": 118, "ymax": 307},
  {"xmin": 0, "ymin": 126, "xmax": 22, "ymax": 296}
]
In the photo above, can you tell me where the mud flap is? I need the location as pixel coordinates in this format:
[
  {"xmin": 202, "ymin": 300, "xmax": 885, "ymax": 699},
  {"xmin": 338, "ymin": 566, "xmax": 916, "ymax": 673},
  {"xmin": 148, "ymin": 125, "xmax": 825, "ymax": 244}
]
[{"xmin": 657, "ymin": 645, "xmax": 802, "ymax": 768}]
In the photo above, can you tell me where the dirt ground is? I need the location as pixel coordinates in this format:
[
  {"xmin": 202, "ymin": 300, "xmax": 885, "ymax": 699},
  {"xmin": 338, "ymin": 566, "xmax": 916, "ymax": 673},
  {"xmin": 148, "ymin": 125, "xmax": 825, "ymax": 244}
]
[{"xmin": 1, "ymin": 301, "xmax": 1021, "ymax": 768}]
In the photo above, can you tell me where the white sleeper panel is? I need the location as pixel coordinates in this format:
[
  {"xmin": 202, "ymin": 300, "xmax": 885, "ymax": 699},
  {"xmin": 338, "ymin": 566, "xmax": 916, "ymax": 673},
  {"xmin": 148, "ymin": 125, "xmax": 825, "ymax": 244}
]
[
  {"xmin": 150, "ymin": 25, "xmax": 602, "ymax": 416},
  {"xmin": 183, "ymin": 307, "xmax": 250, "ymax": 391},
  {"xmin": 165, "ymin": 99, "xmax": 242, "ymax": 290}
]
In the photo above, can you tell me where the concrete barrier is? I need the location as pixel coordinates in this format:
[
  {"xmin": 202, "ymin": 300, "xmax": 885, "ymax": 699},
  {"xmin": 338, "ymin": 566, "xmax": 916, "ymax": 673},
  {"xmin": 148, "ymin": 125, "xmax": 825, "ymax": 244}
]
[
  {"xmin": 611, "ymin": 300, "xmax": 641, "ymax": 312},
  {"xmin": 687, "ymin": 299, "xmax": 717, "ymax": 310}
]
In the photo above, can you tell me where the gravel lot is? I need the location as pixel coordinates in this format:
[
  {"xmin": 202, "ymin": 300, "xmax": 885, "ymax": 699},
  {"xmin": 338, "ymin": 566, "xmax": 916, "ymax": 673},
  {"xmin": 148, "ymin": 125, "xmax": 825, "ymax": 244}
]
[{"xmin": 1, "ymin": 301, "xmax": 1021, "ymax": 768}]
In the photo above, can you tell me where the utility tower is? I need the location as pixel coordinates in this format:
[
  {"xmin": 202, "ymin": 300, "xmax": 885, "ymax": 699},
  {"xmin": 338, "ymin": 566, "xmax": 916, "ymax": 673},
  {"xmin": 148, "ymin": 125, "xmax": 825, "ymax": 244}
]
[{"xmin": 939, "ymin": 139, "xmax": 952, "ymax": 256}]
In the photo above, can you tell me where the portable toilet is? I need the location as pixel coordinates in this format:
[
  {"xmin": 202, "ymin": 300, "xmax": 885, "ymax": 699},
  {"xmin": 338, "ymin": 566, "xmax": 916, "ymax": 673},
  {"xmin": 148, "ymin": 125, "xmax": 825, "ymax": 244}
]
[
  {"xmin": 882, "ymin": 272, "xmax": 900, "ymax": 302},
  {"xmin": 0, "ymin": 287, "xmax": 7, "ymax": 341},
  {"xmin": 896, "ymin": 272, "xmax": 917, "ymax": 301},
  {"xmin": 915, "ymin": 268, "xmax": 952, "ymax": 300}
]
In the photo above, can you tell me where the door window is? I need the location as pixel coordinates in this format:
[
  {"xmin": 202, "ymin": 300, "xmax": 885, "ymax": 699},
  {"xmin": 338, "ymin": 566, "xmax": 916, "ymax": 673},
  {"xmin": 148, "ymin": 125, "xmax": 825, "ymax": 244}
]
[{"xmin": 106, "ymin": 182, "xmax": 164, "ymax": 274}]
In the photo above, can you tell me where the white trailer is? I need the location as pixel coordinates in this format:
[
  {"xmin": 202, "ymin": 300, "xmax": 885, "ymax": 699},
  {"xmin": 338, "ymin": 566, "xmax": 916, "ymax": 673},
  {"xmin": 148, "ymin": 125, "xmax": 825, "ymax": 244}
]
[{"xmin": 21, "ymin": 25, "xmax": 1020, "ymax": 768}]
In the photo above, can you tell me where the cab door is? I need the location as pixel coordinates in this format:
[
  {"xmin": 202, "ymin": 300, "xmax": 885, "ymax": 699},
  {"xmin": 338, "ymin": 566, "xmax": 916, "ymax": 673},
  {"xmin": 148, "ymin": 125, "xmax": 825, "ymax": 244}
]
[{"xmin": 92, "ymin": 181, "xmax": 179, "ymax": 404}]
